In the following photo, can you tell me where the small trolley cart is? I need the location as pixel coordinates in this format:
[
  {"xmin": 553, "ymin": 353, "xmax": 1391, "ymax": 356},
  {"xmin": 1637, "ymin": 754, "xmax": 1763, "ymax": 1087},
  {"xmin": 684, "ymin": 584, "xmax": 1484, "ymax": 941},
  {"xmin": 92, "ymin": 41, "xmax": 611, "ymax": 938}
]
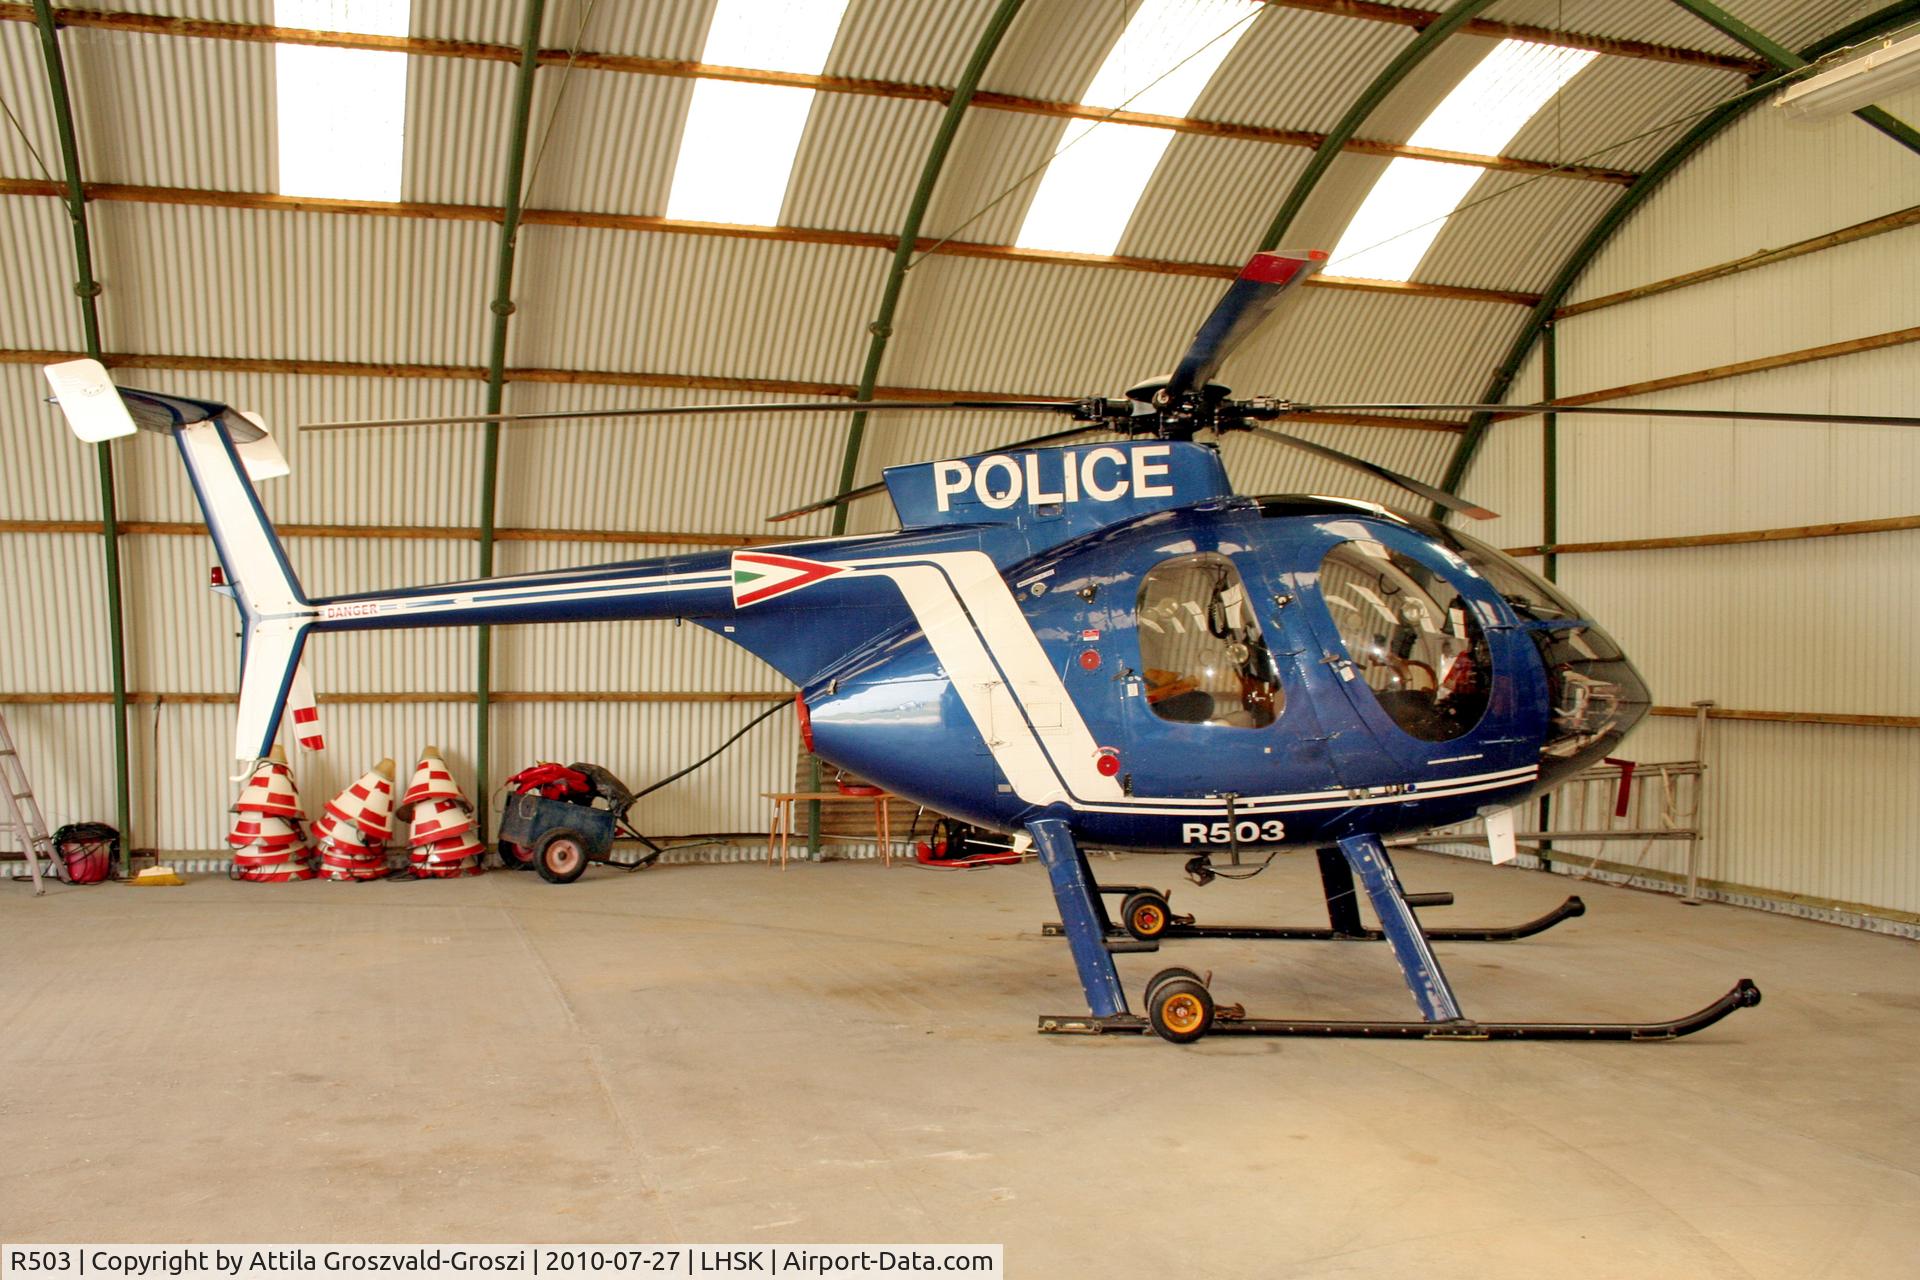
[{"xmin": 497, "ymin": 763, "xmax": 662, "ymax": 883}]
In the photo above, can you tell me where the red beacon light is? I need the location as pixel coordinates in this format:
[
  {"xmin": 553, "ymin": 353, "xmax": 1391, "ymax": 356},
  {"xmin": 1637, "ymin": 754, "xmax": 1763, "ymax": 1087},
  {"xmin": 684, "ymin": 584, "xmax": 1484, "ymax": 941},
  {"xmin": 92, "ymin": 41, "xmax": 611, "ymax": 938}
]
[
  {"xmin": 795, "ymin": 692, "xmax": 815, "ymax": 753},
  {"xmin": 1095, "ymin": 748, "xmax": 1122, "ymax": 777}
]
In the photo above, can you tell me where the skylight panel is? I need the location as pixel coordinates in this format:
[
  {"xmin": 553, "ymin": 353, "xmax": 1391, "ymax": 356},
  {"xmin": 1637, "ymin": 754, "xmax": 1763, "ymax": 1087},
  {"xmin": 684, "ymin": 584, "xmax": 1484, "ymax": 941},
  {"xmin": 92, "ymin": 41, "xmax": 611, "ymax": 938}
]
[
  {"xmin": 1015, "ymin": 0, "xmax": 1260, "ymax": 256},
  {"xmin": 274, "ymin": 0, "xmax": 411, "ymax": 202},
  {"xmin": 665, "ymin": 0, "xmax": 853, "ymax": 226},
  {"xmin": 1328, "ymin": 39, "xmax": 1595, "ymax": 282}
]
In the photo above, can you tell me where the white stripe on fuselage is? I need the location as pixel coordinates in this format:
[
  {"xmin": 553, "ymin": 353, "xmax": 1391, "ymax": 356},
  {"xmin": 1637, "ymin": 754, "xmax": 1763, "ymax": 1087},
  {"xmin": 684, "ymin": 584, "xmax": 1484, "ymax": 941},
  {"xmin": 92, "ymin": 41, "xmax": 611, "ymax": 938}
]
[
  {"xmin": 326, "ymin": 568, "xmax": 733, "ymax": 618},
  {"xmin": 836, "ymin": 553, "xmax": 1122, "ymax": 807}
]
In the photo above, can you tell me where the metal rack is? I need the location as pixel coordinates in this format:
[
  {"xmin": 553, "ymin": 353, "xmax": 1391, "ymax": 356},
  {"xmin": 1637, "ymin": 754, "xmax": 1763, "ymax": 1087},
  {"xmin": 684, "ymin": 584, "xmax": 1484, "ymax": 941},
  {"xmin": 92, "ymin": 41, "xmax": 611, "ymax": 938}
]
[{"xmin": 1403, "ymin": 702, "xmax": 1714, "ymax": 903}]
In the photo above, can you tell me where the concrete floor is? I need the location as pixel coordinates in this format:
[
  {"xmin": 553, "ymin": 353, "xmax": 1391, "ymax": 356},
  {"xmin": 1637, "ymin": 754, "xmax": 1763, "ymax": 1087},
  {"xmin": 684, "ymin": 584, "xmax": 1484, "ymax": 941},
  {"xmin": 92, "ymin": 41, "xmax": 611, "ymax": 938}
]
[{"xmin": 2, "ymin": 849, "xmax": 1915, "ymax": 1277}]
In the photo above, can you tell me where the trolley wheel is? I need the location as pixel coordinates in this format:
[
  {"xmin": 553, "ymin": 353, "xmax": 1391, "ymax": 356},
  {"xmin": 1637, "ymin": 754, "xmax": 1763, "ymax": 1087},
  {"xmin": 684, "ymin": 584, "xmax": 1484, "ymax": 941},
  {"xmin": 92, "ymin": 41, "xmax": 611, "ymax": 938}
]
[
  {"xmin": 1120, "ymin": 890, "xmax": 1173, "ymax": 941},
  {"xmin": 1143, "ymin": 966, "xmax": 1205, "ymax": 1006},
  {"xmin": 498, "ymin": 840, "xmax": 534, "ymax": 870},
  {"xmin": 536, "ymin": 831, "xmax": 591, "ymax": 884},
  {"xmin": 1147, "ymin": 977, "xmax": 1215, "ymax": 1045}
]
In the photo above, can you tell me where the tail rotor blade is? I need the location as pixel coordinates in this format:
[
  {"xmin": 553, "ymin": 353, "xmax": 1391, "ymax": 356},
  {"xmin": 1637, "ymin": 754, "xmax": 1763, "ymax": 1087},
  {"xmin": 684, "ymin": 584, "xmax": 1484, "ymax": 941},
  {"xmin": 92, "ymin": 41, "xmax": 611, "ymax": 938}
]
[
  {"xmin": 767, "ymin": 422, "xmax": 1111, "ymax": 523},
  {"xmin": 768, "ymin": 479, "xmax": 891, "ymax": 524},
  {"xmin": 1242, "ymin": 425, "xmax": 1497, "ymax": 521},
  {"xmin": 1165, "ymin": 251, "xmax": 1326, "ymax": 398}
]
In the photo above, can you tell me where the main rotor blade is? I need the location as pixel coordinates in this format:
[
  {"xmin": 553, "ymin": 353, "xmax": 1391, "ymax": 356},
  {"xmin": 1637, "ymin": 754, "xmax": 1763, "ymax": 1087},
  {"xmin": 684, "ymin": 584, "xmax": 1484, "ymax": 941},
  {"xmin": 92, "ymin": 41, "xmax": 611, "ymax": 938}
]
[
  {"xmin": 1296, "ymin": 403, "xmax": 1920, "ymax": 428},
  {"xmin": 303, "ymin": 399, "xmax": 1085, "ymax": 432},
  {"xmin": 1242, "ymin": 425, "xmax": 1497, "ymax": 521},
  {"xmin": 1165, "ymin": 251, "xmax": 1326, "ymax": 399},
  {"xmin": 766, "ymin": 422, "xmax": 1111, "ymax": 524}
]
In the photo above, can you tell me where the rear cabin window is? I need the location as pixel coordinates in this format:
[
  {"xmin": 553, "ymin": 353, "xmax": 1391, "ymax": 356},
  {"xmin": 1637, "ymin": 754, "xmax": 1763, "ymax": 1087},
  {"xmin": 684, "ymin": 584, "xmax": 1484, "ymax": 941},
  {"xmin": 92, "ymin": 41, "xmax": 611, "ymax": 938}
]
[
  {"xmin": 1317, "ymin": 539, "xmax": 1488, "ymax": 742},
  {"xmin": 1136, "ymin": 553, "xmax": 1281, "ymax": 728}
]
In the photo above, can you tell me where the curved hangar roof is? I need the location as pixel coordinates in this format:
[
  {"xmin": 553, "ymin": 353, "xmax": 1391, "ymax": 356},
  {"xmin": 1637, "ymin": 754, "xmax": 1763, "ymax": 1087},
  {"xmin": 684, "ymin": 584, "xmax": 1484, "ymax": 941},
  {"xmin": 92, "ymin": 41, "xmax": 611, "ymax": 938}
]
[{"xmin": 0, "ymin": 0, "xmax": 1902, "ymax": 539}]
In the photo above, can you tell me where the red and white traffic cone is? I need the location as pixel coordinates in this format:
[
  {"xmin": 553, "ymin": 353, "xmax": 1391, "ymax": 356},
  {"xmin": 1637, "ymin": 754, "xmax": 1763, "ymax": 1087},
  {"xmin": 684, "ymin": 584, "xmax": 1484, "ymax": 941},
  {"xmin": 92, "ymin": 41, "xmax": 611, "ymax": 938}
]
[
  {"xmin": 398, "ymin": 747, "xmax": 463, "ymax": 821},
  {"xmin": 403, "ymin": 749, "xmax": 482, "ymax": 878},
  {"xmin": 313, "ymin": 811, "xmax": 389, "ymax": 881},
  {"xmin": 411, "ymin": 832, "xmax": 485, "ymax": 878},
  {"xmin": 230, "ymin": 751, "xmax": 314, "ymax": 881},
  {"xmin": 233, "ymin": 747, "xmax": 305, "ymax": 821},
  {"xmin": 325, "ymin": 757, "xmax": 396, "ymax": 843}
]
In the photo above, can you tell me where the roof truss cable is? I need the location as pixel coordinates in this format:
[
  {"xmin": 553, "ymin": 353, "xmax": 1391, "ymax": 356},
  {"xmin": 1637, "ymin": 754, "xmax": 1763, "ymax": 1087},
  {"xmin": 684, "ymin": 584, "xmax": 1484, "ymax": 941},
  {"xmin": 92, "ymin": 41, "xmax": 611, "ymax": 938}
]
[
  {"xmin": 1329, "ymin": 39, "xmax": 1597, "ymax": 282},
  {"xmin": 1015, "ymin": 0, "xmax": 1263, "ymax": 256}
]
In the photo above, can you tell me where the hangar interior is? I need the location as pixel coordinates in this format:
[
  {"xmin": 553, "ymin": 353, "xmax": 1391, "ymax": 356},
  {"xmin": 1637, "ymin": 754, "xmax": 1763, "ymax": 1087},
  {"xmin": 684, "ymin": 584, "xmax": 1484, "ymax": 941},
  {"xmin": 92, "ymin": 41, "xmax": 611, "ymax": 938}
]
[{"xmin": 2, "ymin": 0, "xmax": 1917, "ymax": 1273}]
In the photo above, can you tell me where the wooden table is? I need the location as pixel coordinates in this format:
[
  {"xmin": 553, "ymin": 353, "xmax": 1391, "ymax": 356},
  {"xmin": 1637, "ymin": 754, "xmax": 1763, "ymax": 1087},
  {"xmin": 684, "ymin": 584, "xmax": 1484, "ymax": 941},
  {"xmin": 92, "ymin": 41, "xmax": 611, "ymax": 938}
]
[{"xmin": 762, "ymin": 790, "xmax": 896, "ymax": 869}]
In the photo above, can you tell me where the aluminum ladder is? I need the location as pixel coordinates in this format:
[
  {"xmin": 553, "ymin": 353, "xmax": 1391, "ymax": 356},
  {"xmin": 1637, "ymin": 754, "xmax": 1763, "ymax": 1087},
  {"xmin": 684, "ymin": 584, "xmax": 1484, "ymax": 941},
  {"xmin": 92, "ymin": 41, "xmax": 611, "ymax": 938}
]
[{"xmin": 0, "ymin": 709, "xmax": 60, "ymax": 894}]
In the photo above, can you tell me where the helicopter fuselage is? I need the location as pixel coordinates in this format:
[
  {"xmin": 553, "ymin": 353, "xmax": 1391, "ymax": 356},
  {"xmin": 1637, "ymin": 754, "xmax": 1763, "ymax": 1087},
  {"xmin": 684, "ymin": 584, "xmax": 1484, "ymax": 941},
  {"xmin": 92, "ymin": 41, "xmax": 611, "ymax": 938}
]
[{"xmin": 795, "ymin": 496, "xmax": 1640, "ymax": 851}]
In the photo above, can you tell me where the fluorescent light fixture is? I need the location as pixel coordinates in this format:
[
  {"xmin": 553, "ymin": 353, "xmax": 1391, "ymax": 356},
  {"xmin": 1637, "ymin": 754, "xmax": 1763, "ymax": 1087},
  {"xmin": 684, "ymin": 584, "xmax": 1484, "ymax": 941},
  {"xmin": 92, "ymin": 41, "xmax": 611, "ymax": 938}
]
[
  {"xmin": 1776, "ymin": 31, "xmax": 1920, "ymax": 121},
  {"xmin": 1016, "ymin": 0, "xmax": 1260, "ymax": 256},
  {"xmin": 665, "ymin": 0, "xmax": 852, "ymax": 225},
  {"xmin": 1329, "ymin": 39, "xmax": 1596, "ymax": 282},
  {"xmin": 274, "ymin": 0, "xmax": 411, "ymax": 202}
]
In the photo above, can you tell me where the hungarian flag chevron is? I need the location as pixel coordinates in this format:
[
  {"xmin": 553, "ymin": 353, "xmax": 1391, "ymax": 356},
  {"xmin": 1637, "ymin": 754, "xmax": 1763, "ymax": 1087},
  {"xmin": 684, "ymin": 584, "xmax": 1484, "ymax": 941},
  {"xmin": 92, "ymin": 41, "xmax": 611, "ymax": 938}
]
[{"xmin": 730, "ymin": 552, "xmax": 844, "ymax": 608}]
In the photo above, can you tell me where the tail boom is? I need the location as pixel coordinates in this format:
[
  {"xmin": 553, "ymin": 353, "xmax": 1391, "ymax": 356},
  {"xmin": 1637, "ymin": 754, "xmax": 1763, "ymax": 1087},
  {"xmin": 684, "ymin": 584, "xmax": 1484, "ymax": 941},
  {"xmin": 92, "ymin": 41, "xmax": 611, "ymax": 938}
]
[{"xmin": 307, "ymin": 556, "xmax": 737, "ymax": 632}]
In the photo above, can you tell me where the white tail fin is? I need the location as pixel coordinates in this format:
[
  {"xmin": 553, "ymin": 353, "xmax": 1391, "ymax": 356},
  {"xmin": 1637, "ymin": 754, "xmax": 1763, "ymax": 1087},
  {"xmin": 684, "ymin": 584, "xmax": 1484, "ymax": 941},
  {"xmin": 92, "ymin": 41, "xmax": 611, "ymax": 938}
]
[
  {"xmin": 172, "ymin": 418, "xmax": 306, "ymax": 616},
  {"xmin": 46, "ymin": 359, "xmax": 317, "ymax": 766}
]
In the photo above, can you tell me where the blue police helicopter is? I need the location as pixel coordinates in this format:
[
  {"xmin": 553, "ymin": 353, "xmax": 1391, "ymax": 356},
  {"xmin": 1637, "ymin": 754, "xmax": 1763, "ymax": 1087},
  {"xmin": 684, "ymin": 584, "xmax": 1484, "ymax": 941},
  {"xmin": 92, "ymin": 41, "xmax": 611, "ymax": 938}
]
[{"xmin": 58, "ymin": 249, "xmax": 1914, "ymax": 1042}]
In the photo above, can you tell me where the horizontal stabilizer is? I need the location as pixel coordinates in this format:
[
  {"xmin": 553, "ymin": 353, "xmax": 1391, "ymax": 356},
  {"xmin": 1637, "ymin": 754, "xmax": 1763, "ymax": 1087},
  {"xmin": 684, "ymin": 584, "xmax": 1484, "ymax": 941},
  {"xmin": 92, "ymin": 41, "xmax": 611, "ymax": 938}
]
[
  {"xmin": 44, "ymin": 359, "xmax": 138, "ymax": 442},
  {"xmin": 44, "ymin": 358, "xmax": 277, "ymax": 451},
  {"xmin": 234, "ymin": 411, "xmax": 290, "ymax": 481}
]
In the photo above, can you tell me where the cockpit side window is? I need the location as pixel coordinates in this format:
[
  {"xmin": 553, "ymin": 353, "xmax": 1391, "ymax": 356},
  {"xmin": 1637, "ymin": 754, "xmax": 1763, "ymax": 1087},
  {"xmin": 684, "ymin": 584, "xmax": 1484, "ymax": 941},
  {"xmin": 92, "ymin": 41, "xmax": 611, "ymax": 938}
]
[
  {"xmin": 1318, "ymin": 539, "xmax": 1489, "ymax": 742},
  {"xmin": 1136, "ymin": 553, "xmax": 1281, "ymax": 728}
]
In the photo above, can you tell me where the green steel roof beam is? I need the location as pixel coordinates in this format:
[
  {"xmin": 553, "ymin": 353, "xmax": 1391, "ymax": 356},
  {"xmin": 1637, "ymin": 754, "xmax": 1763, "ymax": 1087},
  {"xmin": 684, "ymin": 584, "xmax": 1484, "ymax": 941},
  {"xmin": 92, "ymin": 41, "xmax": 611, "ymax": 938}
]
[
  {"xmin": 476, "ymin": 0, "xmax": 549, "ymax": 826},
  {"xmin": 1256, "ymin": 0, "xmax": 1502, "ymax": 252},
  {"xmin": 1436, "ymin": 2, "xmax": 1920, "ymax": 514},
  {"xmin": 810, "ymin": 0, "xmax": 1024, "ymax": 854},
  {"xmin": 1670, "ymin": 0, "xmax": 1920, "ymax": 156},
  {"xmin": 32, "ymin": 0, "xmax": 131, "ymax": 864},
  {"xmin": 826, "ymin": 0, "xmax": 1027, "ymax": 538}
]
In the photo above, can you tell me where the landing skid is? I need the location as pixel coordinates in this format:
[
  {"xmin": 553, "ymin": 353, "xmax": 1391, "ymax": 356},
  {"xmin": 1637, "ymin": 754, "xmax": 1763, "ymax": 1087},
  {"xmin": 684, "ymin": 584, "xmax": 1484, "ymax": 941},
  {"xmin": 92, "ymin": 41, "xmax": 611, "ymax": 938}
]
[
  {"xmin": 1038, "ymin": 979, "xmax": 1762, "ymax": 1040},
  {"xmin": 1040, "ymin": 848, "xmax": 1586, "ymax": 948},
  {"xmin": 1042, "ymin": 893, "xmax": 1587, "ymax": 945},
  {"xmin": 1024, "ymin": 821, "xmax": 1760, "ymax": 1045}
]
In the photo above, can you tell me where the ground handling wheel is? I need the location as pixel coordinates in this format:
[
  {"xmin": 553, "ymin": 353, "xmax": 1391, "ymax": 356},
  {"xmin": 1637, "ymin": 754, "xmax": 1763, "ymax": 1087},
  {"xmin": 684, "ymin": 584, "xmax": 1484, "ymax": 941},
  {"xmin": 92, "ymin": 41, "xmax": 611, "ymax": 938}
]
[
  {"xmin": 536, "ymin": 831, "xmax": 591, "ymax": 884},
  {"xmin": 1121, "ymin": 890, "xmax": 1173, "ymax": 941},
  {"xmin": 1143, "ymin": 966, "xmax": 1205, "ymax": 1006},
  {"xmin": 498, "ymin": 840, "xmax": 535, "ymax": 870},
  {"xmin": 1146, "ymin": 975, "xmax": 1215, "ymax": 1044}
]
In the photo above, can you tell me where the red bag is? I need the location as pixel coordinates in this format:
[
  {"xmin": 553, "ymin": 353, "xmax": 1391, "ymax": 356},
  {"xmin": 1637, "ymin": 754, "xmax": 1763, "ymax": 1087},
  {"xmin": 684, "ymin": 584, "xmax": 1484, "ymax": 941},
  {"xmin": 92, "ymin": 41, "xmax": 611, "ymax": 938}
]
[{"xmin": 53, "ymin": 823, "xmax": 117, "ymax": 884}]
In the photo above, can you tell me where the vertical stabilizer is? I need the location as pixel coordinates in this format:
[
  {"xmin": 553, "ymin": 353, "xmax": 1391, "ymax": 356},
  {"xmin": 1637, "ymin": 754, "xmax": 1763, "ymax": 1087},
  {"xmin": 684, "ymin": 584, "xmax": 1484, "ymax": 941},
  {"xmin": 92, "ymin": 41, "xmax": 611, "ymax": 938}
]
[
  {"xmin": 172, "ymin": 420, "xmax": 316, "ymax": 768},
  {"xmin": 45, "ymin": 360, "xmax": 317, "ymax": 767}
]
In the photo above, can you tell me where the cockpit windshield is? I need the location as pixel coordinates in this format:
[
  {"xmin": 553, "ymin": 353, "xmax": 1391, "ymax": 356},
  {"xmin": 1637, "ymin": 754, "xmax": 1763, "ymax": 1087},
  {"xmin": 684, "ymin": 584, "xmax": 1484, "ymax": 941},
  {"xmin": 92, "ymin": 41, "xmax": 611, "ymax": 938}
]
[
  {"xmin": 1433, "ymin": 527, "xmax": 1585, "ymax": 622},
  {"xmin": 1434, "ymin": 527, "xmax": 1649, "ymax": 775}
]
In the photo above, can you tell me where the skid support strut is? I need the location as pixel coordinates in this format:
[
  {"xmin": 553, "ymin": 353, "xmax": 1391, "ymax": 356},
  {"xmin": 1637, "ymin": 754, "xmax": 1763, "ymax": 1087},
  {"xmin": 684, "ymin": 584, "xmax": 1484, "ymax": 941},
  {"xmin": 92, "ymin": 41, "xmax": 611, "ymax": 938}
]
[
  {"xmin": 1028, "ymin": 817, "xmax": 1128, "ymax": 1018},
  {"xmin": 1337, "ymin": 832, "xmax": 1462, "ymax": 1021}
]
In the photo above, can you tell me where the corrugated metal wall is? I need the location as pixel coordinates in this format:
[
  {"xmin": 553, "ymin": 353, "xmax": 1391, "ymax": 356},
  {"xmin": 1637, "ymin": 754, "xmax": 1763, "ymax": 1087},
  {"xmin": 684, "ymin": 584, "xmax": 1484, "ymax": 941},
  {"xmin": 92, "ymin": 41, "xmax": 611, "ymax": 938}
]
[{"xmin": 1458, "ymin": 83, "xmax": 1920, "ymax": 923}]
